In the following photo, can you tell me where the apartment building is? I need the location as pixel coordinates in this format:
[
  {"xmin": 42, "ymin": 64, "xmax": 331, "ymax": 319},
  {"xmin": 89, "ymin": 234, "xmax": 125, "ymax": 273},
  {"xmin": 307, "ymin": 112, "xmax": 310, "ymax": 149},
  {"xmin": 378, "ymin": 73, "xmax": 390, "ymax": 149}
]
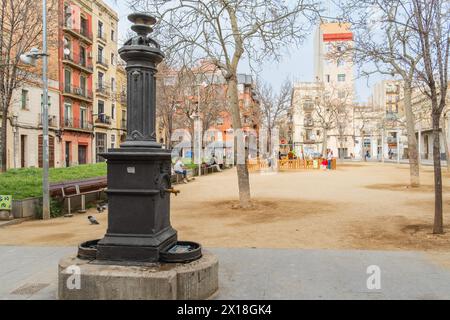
[
  {"xmin": 61, "ymin": 0, "xmax": 95, "ymax": 167},
  {"xmin": 292, "ymin": 22, "xmax": 355, "ymax": 158},
  {"xmin": 91, "ymin": 0, "xmax": 119, "ymax": 162}
]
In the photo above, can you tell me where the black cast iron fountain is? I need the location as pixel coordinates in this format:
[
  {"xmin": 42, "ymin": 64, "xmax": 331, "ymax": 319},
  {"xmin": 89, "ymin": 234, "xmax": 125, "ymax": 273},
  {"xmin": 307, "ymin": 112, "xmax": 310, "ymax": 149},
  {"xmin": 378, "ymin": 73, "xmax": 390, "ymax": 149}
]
[{"xmin": 78, "ymin": 13, "xmax": 201, "ymax": 264}]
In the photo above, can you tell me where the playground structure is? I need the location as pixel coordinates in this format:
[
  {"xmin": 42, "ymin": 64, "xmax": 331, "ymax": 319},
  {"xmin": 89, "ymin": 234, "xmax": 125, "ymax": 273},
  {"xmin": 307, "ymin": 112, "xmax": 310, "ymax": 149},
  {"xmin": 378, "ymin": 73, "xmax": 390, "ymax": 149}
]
[{"xmin": 247, "ymin": 157, "xmax": 337, "ymax": 172}]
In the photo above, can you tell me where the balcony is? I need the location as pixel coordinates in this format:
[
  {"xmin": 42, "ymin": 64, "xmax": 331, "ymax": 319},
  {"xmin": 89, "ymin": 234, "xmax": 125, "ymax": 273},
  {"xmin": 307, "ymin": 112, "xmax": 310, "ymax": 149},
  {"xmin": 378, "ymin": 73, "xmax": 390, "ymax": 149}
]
[
  {"xmin": 96, "ymin": 55, "xmax": 109, "ymax": 69},
  {"xmin": 64, "ymin": 117, "xmax": 93, "ymax": 132},
  {"xmin": 63, "ymin": 53, "xmax": 93, "ymax": 73},
  {"xmin": 63, "ymin": 22, "xmax": 93, "ymax": 44},
  {"xmin": 121, "ymin": 119, "xmax": 127, "ymax": 130},
  {"xmin": 38, "ymin": 114, "xmax": 58, "ymax": 128},
  {"xmin": 95, "ymin": 113, "xmax": 112, "ymax": 128},
  {"xmin": 97, "ymin": 31, "xmax": 107, "ymax": 44},
  {"xmin": 63, "ymin": 84, "xmax": 93, "ymax": 102},
  {"xmin": 96, "ymin": 84, "xmax": 111, "ymax": 98}
]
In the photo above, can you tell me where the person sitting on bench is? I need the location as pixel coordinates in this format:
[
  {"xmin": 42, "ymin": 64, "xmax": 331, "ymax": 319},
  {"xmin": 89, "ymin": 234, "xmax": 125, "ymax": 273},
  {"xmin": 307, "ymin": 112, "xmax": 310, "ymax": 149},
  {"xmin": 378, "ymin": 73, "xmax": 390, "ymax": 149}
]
[
  {"xmin": 174, "ymin": 158, "xmax": 188, "ymax": 183},
  {"xmin": 207, "ymin": 154, "xmax": 222, "ymax": 172}
]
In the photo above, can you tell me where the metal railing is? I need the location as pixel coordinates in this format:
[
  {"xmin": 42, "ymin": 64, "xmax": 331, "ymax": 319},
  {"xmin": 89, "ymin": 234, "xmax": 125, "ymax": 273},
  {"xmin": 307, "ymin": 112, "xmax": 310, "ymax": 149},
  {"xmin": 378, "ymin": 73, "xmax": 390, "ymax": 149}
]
[
  {"xmin": 96, "ymin": 84, "xmax": 110, "ymax": 96},
  {"xmin": 63, "ymin": 53, "xmax": 93, "ymax": 72},
  {"xmin": 97, "ymin": 31, "xmax": 107, "ymax": 42},
  {"xmin": 38, "ymin": 114, "xmax": 58, "ymax": 127},
  {"xmin": 63, "ymin": 22, "xmax": 93, "ymax": 42},
  {"xmin": 95, "ymin": 113, "xmax": 112, "ymax": 125},
  {"xmin": 64, "ymin": 84, "xmax": 93, "ymax": 100},
  {"xmin": 64, "ymin": 117, "xmax": 93, "ymax": 130},
  {"xmin": 96, "ymin": 55, "xmax": 109, "ymax": 68}
]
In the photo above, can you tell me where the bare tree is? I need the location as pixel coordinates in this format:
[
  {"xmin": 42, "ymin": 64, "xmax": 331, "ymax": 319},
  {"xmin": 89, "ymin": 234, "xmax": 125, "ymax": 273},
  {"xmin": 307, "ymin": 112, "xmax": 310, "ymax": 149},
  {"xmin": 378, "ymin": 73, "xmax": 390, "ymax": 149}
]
[
  {"xmin": 129, "ymin": 0, "xmax": 319, "ymax": 207},
  {"xmin": 340, "ymin": 0, "xmax": 422, "ymax": 187},
  {"xmin": 157, "ymin": 61, "xmax": 227, "ymax": 157},
  {"xmin": 255, "ymin": 78, "xmax": 292, "ymax": 153},
  {"xmin": 412, "ymin": 0, "xmax": 450, "ymax": 234},
  {"xmin": 0, "ymin": 0, "xmax": 56, "ymax": 171}
]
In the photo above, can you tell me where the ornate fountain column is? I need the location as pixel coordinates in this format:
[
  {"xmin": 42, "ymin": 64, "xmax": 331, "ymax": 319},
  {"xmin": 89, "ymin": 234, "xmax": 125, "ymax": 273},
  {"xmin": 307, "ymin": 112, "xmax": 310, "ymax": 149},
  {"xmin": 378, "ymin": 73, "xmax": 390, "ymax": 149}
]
[{"xmin": 96, "ymin": 13, "xmax": 177, "ymax": 262}]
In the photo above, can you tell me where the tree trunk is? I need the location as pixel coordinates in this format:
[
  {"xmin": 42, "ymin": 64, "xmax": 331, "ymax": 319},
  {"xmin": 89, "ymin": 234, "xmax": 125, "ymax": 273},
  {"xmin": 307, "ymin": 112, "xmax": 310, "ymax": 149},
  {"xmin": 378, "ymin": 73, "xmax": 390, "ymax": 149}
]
[
  {"xmin": 440, "ymin": 116, "xmax": 450, "ymax": 172},
  {"xmin": 227, "ymin": 75, "xmax": 251, "ymax": 208},
  {"xmin": 432, "ymin": 114, "xmax": 444, "ymax": 234},
  {"xmin": 321, "ymin": 127, "xmax": 327, "ymax": 157},
  {"xmin": 360, "ymin": 131, "xmax": 365, "ymax": 161},
  {"xmin": 0, "ymin": 110, "xmax": 7, "ymax": 172},
  {"xmin": 403, "ymin": 85, "xmax": 420, "ymax": 187}
]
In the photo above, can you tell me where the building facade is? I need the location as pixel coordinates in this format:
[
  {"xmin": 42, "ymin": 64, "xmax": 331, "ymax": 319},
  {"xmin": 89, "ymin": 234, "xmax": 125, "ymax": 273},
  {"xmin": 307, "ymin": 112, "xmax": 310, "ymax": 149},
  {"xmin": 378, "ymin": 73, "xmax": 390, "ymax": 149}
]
[
  {"xmin": 91, "ymin": 1, "xmax": 119, "ymax": 162},
  {"xmin": 292, "ymin": 22, "xmax": 355, "ymax": 159}
]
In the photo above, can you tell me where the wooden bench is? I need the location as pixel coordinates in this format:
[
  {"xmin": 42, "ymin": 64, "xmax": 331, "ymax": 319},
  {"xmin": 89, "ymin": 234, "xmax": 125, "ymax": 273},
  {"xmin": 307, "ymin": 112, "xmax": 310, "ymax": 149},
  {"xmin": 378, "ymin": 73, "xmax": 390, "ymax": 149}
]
[{"xmin": 60, "ymin": 185, "xmax": 106, "ymax": 215}]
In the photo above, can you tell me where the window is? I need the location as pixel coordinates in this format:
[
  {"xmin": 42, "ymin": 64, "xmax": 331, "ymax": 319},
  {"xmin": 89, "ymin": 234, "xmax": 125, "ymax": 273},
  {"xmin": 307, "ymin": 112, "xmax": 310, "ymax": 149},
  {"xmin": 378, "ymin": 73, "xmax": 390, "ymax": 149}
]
[
  {"xmin": 80, "ymin": 106, "xmax": 87, "ymax": 128},
  {"xmin": 111, "ymin": 53, "xmax": 115, "ymax": 66},
  {"xmin": 64, "ymin": 101, "xmax": 72, "ymax": 126},
  {"xmin": 21, "ymin": 89, "xmax": 29, "ymax": 109},
  {"xmin": 325, "ymin": 74, "xmax": 330, "ymax": 83},
  {"xmin": 98, "ymin": 21, "xmax": 103, "ymax": 38},
  {"xmin": 80, "ymin": 46, "xmax": 86, "ymax": 66},
  {"xmin": 64, "ymin": 69, "xmax": 71, "ymax": 92},
  {"xmin": 111, "ymin": 29, "xmax": 115, "ymax": 41},
  {"xmin": 98, "ymin": 72, "xmax": 104, "ymax": 88},
  {"xmin": 111, "ymin": 77, "xmax": 116, "ymax": 92},
  {"xmin": 64, "ymin": 37, "xmax": 71, "ymax": 59},
  {"xmin": 98, "ymin": 46, "xmax": 104, "ymax": 62},
  {"xmin": 64, "ymin": 5, "xmax": 71, "ymax": 27},
  {"xmin": 111, "ymin": 104, "xmax": 115, "ymax": 120},
  {"xmin": 338, "ymin": 74, "xmax": 346, "ymax": 82},
  {"xmin": 96, "ymin": 133, "xmax": 107, "ymax": 162},
  {"xmin": 98, "ymin": 100, "xmax": 105, "ymax": 115},
  {"xmin": 80, "ymin": 16, "xmax": 88, "ymax": 36},
  {"xmin": 80, "ymin": 75, "xmax": 86, "ymax": 96},
  {"xmin": 111, "ymin": 134, "xmax": 116, "ymax": 149}
]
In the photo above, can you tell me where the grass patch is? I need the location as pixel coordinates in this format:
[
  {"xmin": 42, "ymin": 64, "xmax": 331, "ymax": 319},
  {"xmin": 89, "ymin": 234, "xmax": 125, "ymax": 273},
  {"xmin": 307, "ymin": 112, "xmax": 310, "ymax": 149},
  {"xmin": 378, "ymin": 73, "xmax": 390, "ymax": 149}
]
[{"xmin": 0, "ymin": 163, "xmax": 107, "ymax": 200}]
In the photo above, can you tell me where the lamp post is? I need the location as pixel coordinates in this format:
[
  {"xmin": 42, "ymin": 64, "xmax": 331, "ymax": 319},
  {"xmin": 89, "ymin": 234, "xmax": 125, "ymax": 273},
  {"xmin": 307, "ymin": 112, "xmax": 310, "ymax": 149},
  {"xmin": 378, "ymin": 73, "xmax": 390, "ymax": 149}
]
[{"xmin": 20, "ymin": 0, "xmax": 49, "ymax": 220}]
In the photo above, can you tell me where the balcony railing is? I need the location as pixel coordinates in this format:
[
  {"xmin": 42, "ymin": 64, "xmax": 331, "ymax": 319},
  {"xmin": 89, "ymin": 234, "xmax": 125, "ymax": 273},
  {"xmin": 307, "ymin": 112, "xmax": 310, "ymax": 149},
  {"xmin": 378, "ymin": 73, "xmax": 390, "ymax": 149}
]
[
  {"xmin": 64, "ymin": 84, "xmax": 93, "ymax": 100},
  {"xmin": 63, "ymin": 22, "xmax": 93, "ymax": 42},
  {"xmin": 97, "ymin": 31, "xmax": 107, "ymax": 42},
  {"xmin": 96, "ymin": 55, "xmax": 109, "ymax": 68},
  {"xmin": 95, "ymin": 113, "xmax": 112, "ymax": 125},
  {"xmin": 38, "ymin": 114, "xmax": 58, "ymax": 127},
  {"xmin": 63, "ymin": 53, "xmax": 93, "ymax": 72},
  {"xmin": 96, "ymin": 84, "xmax": 110, "ymax": 96},
  {"xmin": 64, "ymin": 117, "xmax": 93, "ymax": 130}
]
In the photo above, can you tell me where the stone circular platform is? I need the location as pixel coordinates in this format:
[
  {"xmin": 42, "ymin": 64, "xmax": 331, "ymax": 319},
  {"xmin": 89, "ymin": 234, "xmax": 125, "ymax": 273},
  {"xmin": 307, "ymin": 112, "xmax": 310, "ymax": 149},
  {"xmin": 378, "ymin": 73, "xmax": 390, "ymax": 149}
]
[{"xmin": 58, "ymin": 251, "xmax": 218, "ymax": 300}]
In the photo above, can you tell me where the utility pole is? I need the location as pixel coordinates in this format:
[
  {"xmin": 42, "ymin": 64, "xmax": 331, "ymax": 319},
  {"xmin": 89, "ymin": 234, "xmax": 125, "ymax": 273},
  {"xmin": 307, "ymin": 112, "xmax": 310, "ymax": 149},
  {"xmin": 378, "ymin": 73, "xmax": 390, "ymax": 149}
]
[
  {"xmin": 19, "ymin": 1, "xmax": 50, "ymax": 219},
  {"xmin": 42, "ymin": 0, "xmax": 50, "ymax": 220}
]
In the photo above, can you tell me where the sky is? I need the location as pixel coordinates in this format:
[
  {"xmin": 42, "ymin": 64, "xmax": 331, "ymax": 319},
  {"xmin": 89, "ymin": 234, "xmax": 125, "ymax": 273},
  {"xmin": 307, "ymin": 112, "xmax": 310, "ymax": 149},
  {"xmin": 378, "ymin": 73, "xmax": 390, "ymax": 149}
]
[{"xmin": 105, "ymin": 0, "xmax": 380, "ymax": 104}]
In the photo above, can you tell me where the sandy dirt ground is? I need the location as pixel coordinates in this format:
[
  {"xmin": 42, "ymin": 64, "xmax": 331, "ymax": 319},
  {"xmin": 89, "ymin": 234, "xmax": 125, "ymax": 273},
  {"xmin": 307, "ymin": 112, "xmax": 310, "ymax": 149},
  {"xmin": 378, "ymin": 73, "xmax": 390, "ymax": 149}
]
[{"xmin": 1, "ymin": 162, "xmax": 449, "ymax": 253}]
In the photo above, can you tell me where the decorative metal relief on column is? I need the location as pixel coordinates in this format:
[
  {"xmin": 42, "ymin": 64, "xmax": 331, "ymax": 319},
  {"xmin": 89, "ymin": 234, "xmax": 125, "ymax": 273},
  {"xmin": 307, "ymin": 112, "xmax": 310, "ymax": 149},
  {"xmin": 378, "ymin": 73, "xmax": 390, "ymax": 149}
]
[{"xmin": 119, "ymin": 13, "xmax": 164, "ymax": 149}]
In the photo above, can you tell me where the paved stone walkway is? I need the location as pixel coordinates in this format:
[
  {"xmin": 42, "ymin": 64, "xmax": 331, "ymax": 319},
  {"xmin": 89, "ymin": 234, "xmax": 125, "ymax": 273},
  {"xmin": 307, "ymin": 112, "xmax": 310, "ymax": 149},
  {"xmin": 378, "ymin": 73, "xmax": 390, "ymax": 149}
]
[{"xmin": 1, "ymin": 246, "xmax": 450, "ymax": 299}]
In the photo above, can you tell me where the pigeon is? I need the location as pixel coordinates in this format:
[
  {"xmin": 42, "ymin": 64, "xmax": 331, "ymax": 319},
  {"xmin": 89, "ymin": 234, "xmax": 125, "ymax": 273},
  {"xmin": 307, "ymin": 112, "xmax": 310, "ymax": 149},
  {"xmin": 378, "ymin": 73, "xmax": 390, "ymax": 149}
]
[
  {"xmin": 88, "ymin": 216, "xmax": 99, "ymax": 225},
  {"xmin": 96, "ymin": 203, "xmax": 107, "ymax": 213}
]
